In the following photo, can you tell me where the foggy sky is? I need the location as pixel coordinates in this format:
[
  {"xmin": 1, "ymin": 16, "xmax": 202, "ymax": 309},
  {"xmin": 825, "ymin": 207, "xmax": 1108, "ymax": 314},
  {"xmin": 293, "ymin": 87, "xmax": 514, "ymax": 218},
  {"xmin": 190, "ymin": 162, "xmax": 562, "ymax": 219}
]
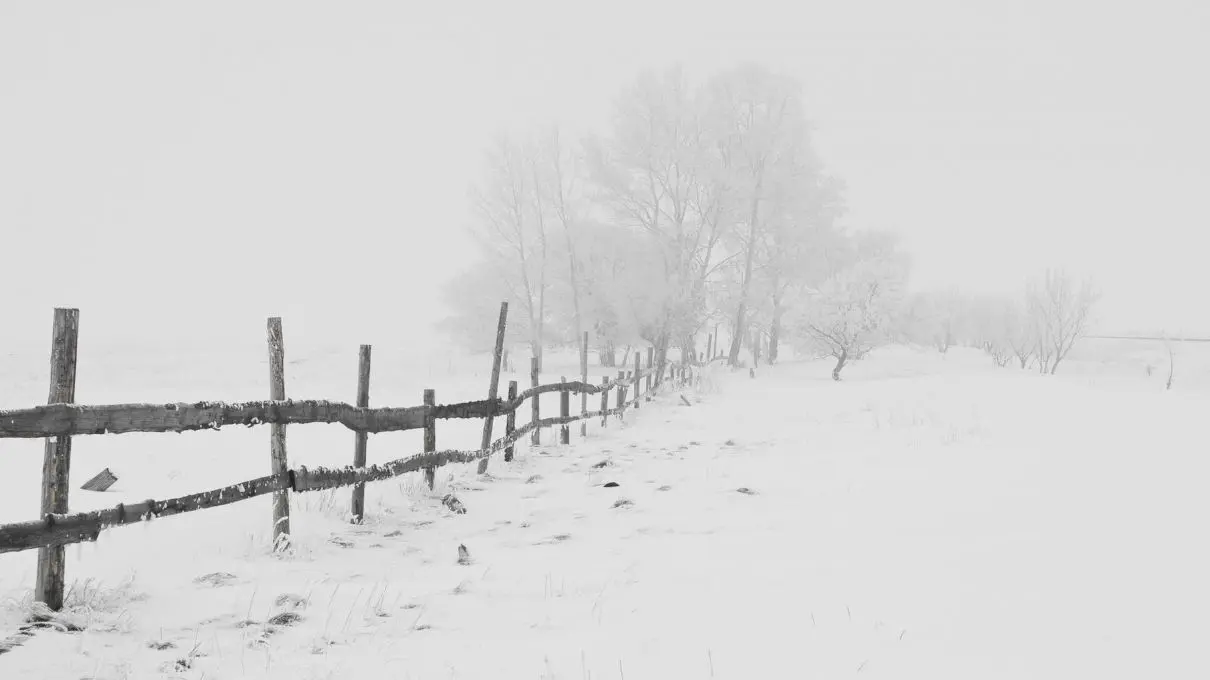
[{"xmin": 3, "ymin": 0, "xmax": 1207, "ymax": 354}]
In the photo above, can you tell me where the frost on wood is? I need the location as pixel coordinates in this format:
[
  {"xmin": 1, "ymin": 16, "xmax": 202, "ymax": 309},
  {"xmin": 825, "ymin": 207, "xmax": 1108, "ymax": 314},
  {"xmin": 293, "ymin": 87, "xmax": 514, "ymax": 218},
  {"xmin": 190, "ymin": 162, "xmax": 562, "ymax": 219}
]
[
  {"xmin": 0, "ymin": 399, "xmax": 506, "ymax": 438},
  {"xmin": 0, "ymin": 375, "xmax": 670, "ymax": 555}
]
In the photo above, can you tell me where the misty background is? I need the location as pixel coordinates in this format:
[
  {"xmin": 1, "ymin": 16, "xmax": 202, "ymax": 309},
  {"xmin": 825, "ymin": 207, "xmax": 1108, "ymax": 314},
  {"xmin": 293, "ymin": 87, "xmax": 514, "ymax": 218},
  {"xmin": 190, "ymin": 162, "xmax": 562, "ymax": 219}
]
[{"xmin": 3, "ymin": 1, "xmax": 1207, "ymax": 356}]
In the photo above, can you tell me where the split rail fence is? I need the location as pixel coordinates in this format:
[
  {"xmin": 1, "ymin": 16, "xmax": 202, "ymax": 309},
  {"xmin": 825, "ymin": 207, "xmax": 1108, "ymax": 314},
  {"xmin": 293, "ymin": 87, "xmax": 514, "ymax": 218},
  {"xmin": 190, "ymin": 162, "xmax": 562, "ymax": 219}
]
[{"xmin": 0, "ymin": 303, "xmax": 693, "ymax": 613}]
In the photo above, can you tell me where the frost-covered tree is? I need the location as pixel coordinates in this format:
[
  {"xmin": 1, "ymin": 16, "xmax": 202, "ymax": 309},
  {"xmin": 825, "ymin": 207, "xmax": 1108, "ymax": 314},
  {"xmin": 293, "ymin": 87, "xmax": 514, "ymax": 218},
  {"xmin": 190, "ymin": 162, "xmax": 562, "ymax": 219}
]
[
  {"xmin": 787, "ymin": 244, "xmax": 909, "ymax": 380},
  {"xmin": 586, "ymin": 65, "xmax": 721, "ymax": 373},
  {"xmin": 703, "ymin": 64, "xmax": 817, "ymax": 367}
]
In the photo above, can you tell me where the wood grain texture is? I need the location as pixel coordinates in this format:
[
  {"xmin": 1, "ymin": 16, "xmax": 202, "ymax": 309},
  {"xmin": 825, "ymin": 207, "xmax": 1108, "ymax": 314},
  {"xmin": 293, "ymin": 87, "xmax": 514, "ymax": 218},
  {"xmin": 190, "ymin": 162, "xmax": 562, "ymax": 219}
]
[
  {"xmin": 351, "ymin": 345, "xmax": 372, "ymax": 522},
  {"xmin": 503, "ymin": 381, "xmax": 518, "ymax": 462},
  {"xmin": 35, "ymin": 307, "xmax": 79, "ymax": 611},
  {"xmin": 530, "ymin": 357, "xmax": 541, "ymax": 446},
  {"xmin": 580, "ymin": 332, "xmax": 589, "ymax": 438},
  {"xmin": 2, "ymin": 473, "xmax": 288, "ymax": 555},
  {"xmin": 0, "ymin": 399, "xmax": 503, "ymax": 438},
  {"xmin": 267, "ymin": 317, "xmax": 291, "ymax": 548},
  {"xmin": 423, "ymin": 389, "xmax": 437, "ymax": 489},
  {"xmin": 600, "ymin": 376, "xmax": 609, "ymax": 428},
  {"xmin": 559, "ymin": 377, "xmax": 570, "ymax": 444},
  {"xmin": 478, "ymin": 301, "xmax": 508, "ymax": 475}
]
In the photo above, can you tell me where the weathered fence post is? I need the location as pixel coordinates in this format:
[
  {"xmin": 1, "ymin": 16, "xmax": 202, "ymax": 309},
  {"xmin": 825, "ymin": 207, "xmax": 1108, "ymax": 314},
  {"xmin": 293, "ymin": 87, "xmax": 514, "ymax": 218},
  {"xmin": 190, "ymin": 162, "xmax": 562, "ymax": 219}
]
[
  {"xmin": 600, "ymin": 376, "xmax": 609, "ymax": 427},
  {"xmin": 707, "ymin": 334, "xmax": 714, "ymax": 364},
  {"xmin": 35, "ymin": 307, "xmax": 79, "ymax": 611},
  {"xmin": 646, "ymin": 347, "xmax": 654, "ymax": 399},
  {"xmin": 504, "ymin": 381, "xmax": 518, "ymax": 462},
  {"xmin": 633, "ymin": 355, "xmax": 641, "ymax": 409},
  {"xmin": 530, "ymin": 357, "xmax": 541, "ymax": 446},
  {"xmin": 477, "ymin": 302, "xmax": 508, "ymax": 475},
  {"xmin": 267, "ymin": 317, "xmax": 291, "ymax": 551},
  {"xmin": 560, "ymin": 377, "xmax": 570, "ymax": 444},
  {"xmin": 617, "ymin": 370, "xmax": 627, "ymax": 419},
  {"xmin": 351, "ymin": 345, "xmax": 371, "ymax": 523},
  {"xmin": 424, "ymin": 389, "xmax": 437, "ymax": 489},
  {"xmin": 580, "ymin": 332, "xmax": 589, "ymax": 438}
]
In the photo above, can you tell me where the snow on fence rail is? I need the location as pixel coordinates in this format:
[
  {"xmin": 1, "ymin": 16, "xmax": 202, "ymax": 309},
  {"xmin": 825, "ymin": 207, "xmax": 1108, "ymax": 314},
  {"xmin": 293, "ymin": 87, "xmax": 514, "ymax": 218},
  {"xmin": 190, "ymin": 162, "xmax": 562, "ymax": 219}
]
[{"xmin": 0, "ymin": 304, "xmax": 693, "ymax": 614}]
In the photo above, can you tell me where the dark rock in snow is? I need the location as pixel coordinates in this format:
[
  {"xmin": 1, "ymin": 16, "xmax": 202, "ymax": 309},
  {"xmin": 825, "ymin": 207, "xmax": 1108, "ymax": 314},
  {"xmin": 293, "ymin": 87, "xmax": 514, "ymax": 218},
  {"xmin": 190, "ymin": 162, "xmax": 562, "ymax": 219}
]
[
  {"xmin": 603, "ymin": 481, "xmax": 620, "ymax": 488},
  {"xmin": 193, "ymin": 572, "xmax": 238, "ymax": 587},
  {"xmin": 457, "ymin": 544, "xmax": 472, "ymax": 565},
  {"xmin": 267, "ymin": 611, "xmax": 302, "ymax": 626},
  {"xmin": 735, "ymin": 487, "xmax": 758, "ymax": 495},
  {"xmin": 443, "ymin": 494, "xmax": 467, "ymax": 514}
]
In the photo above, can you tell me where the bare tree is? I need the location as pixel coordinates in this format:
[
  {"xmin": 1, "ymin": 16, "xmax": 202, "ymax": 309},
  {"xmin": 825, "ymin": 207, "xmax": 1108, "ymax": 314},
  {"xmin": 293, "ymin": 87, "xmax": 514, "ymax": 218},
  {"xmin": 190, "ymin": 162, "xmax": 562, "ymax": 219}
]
[
  {"xmin": 586, "ymin": 65, "xmax": 716, "ymax": 372},
  {"xmin": 466, "ymin": 135, "xmax": 551, "ymax": 368},
  {"xmin": 702, "ymin": 64, "xmax": 811, "ymax": 367},
  {"xmin": 1026, "ymin": 268, "xmax": 1098, "ymax": 375}
]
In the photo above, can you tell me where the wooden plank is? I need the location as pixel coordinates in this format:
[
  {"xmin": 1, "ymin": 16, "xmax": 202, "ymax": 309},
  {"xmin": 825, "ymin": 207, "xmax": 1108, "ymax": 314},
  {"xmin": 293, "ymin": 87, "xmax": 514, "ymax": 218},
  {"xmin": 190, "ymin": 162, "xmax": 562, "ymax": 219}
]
[
  {"xmin": 559, "ymin": 377, "xmax": 570, "ymax": 444},
  {"xmin": 2, "ymin": 473, "xmax": 289, "ymax": 555},
  {"xmin": 477, "ymin": 301, "xmax": 508, "ymax": 475},
  {"xmin": 0, "ymin": 399, "xmax": 468, "ymax": 439},
  {"xmin": 503, "ymin": 381, "xmax": 518, "ymax": 462},
  {"xmin": 267, "ymin": 317, "xmax": 291, "ymax": 550},
  {"xmin": 35, "ymin": 307, "xmax": 79, "ymax": 611},
  {"xmin": 530, "ymin": 357, "xmax": 540, "ymax": 446},
  {"xmin": 423, "ymin": 389, "xmax": 437, "ymax": 489},
  {"xmin": 580, "ymin": 331, "xmax": 588, "ymax": 438},
  {"xmin": 80, "ymin": 468, "xmax": 117, "ymax": 492},
  {"xmin": 351, "ymin": 345, "xmax": 371, "ymax": 523},
  {"xmin": 0, "ymin": 380, "xmax": 627, "ymax": 442}
]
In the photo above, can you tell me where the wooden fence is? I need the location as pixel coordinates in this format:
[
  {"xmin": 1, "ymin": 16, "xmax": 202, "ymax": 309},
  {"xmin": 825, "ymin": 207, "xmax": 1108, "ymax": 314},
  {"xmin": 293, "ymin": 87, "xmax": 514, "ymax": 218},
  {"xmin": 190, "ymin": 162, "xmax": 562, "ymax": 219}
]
[{"xmin": 0, "ymin": 304, "xmax": 693, "ymax": 613}]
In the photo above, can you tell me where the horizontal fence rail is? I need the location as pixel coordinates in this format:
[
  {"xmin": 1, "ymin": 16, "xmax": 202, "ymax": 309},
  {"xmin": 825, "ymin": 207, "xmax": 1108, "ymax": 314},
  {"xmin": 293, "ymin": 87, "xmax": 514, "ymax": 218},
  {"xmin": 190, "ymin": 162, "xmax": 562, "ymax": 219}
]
[
  {"xmin": 0, "ymin": 374, "xmax": 658, "ymax": 440},
  {"xmin": 0, "ymin": 376, "xmax": 680, "ymax": 556}
]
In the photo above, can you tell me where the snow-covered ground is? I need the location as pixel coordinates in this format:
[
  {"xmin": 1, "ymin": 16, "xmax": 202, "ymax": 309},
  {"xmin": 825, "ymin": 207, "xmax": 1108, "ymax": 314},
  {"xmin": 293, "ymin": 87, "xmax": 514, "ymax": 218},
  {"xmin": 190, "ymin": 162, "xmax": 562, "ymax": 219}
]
[{"xmin": 2, "ymin": 343, "xmax": 1208, "ymax": 678}]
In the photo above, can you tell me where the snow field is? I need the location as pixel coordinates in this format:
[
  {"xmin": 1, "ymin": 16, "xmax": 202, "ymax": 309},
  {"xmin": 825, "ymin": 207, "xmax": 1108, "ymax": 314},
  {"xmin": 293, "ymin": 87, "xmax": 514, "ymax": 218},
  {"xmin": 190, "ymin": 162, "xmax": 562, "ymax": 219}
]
[{"xmin": 1, "ymin": 344, "xmax": 1208, "ymax": 678}]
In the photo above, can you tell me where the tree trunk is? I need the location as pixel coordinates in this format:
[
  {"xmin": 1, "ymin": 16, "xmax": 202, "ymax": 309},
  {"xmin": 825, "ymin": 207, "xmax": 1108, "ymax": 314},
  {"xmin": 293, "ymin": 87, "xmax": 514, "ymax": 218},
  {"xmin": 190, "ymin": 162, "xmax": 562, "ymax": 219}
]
[
  {"xmin": 728, "ymin": 187, "xmax": 763, "ymax": 367},
  {"xmin": 832, "ymin": 349, "xmax": 848, "ymax": 381},
  {"xmin": 769, "ymin": 307, "xmax": 782, "ymax": 365}
]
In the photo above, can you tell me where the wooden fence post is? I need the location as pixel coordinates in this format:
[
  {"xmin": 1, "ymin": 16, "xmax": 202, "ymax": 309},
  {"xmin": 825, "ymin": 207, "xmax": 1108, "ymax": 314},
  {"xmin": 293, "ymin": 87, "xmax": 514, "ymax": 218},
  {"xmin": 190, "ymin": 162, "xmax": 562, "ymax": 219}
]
[
  {"xmin": 267, "ymin": 317, "xmax": 291, "ymax": 551},
  {"xmin": 560, "ymin": 377, "xmax": 570, "ymax": 444},
  {"xmin": 580, "ymin": 332, "xmax": 589, "ymax": 438},
  {"xmin": 504, "ymin": 381, "xmax": 518, "ymax": 462},
  {"xmin": 617, "ymin": 370, "xmax": 627, "ymax": 419},
  {"xmin": 477, "ymin": 301, "xmax": 508, "ymax": 475},
  {"xmin": 600, "ymin": 376, "xmax": 609, "ymax": 427},
  {"xmin": 424, "ymin": 389, "xmax": 437, "ymax": 489},
  {"xmin": 351, "ymin": 344, "xmax": 371, "ymax": 523},
  {"xmin": 707, "ymin": 334, "xmax": 714, "ymax": 364},
  {"xmin": 35, "ymin": 307, "xmax": 79, "ymax": 611},
  {"xmin": 530, "ymin": 357, "xmax": 541, "ymax": 446},
  {"xmin": 646, "ymin": 347, "xmax": 654, "ymax": 399},
  {"xmin": 633, "ymin": 355, "xmax": 641, "ymax": 409}
]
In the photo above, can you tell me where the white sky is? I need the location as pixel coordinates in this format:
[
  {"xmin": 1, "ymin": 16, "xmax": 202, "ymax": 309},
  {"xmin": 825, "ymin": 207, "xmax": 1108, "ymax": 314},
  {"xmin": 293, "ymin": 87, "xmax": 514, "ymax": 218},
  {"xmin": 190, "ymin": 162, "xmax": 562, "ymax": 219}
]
[{"xmin": 2, "ymin": 0, "xmax": 1208, "ymax": 354}]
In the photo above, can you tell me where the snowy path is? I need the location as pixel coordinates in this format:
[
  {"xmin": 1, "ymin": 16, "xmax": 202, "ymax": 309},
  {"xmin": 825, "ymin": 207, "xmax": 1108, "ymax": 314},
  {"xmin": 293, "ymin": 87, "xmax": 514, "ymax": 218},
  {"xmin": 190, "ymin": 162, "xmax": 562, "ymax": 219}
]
[{"xmin": 4, "ymin": 350, "xmax": 1210, "ymax": 679}]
